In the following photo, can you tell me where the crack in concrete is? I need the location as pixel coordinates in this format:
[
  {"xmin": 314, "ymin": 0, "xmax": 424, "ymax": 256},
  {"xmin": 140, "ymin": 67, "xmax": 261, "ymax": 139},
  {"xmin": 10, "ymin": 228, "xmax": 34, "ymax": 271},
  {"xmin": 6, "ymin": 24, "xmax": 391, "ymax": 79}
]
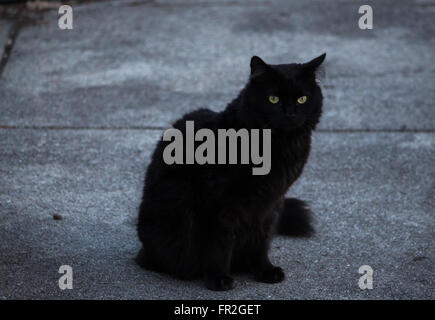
[{"xmin": 0, "ymin": 126, "xmax": 434, "ymax": 133}]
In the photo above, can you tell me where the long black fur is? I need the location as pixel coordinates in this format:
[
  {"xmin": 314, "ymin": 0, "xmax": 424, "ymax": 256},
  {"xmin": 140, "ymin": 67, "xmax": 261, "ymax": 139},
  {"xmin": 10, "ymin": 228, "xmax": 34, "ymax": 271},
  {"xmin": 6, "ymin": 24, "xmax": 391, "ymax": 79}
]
[
  {"xmin": 137, "ymin": 54, "xmax": 326, "ymax": 290},
  {"xmin": 277, "ymin": 198, "xmax": 314, "ymax": 237}
]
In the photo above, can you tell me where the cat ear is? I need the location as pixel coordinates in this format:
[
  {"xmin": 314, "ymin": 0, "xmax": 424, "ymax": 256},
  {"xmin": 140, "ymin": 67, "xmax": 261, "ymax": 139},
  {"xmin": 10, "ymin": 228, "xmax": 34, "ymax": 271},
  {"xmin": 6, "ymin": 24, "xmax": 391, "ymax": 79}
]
[
  {"xmin": 250, "ymin": 56, "xmax": 268, "ymax": 76},
  {"xmin": 302, "ymin": 53, "xmax": 326, "ymax": 77},
  {"xmin": 303, "ymin": 53, "xmax": 326, "ymax": 70}
]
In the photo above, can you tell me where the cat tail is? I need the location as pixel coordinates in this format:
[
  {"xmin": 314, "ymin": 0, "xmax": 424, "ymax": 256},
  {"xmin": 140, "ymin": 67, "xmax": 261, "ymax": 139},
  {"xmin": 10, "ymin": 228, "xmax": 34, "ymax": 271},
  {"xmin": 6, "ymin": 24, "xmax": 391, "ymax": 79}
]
[{"xmin": 277, "ymin": 198, "xmax": 314, "ymax": 237}]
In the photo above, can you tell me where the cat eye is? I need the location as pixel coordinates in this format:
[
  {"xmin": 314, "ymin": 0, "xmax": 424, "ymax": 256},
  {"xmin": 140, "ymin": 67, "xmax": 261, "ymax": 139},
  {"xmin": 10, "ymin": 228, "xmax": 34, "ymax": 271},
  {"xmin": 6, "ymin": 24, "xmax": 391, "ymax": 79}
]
[
  {"xmin": 268, "ymin": 96, "xmax": 280, "ymax": 104},
  {"xmin": 297, "ymin": 96, "xmax": 307, "ymax": 104}
]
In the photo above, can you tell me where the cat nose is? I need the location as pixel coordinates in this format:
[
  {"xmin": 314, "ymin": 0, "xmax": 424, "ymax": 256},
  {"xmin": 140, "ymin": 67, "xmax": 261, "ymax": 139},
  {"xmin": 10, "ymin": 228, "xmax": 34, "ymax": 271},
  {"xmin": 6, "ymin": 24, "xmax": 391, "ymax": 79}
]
[
  {"xmin": 285, "ymin": 107, "xmax": 296, "ymax": 117},
  {"xmin": 285, "ymin": 111, "xmax": 297, "ymax": 118}
]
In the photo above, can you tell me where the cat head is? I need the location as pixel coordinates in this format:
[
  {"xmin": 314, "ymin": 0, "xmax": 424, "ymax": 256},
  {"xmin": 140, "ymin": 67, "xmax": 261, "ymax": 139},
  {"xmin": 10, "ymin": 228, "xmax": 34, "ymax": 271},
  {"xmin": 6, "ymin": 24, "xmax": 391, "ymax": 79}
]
[{"xmin": 240, "ymin": 54, "xmax": 326, "ymax": 132}]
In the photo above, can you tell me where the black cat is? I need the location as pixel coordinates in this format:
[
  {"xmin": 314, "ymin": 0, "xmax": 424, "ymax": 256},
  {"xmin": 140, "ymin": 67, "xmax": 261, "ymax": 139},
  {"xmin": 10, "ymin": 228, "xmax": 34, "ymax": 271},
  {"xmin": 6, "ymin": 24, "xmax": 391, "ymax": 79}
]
[{"xmin": 136, "ymin": 54, "xmax": 326, "ymax": 291}]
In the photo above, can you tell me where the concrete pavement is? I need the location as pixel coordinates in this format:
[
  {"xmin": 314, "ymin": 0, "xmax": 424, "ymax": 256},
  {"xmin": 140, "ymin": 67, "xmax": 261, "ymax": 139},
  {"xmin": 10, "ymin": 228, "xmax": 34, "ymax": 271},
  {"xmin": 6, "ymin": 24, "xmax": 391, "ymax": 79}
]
[{"xmin": 0, "ymin": 0, "xmax": 434, "ymax": 299}]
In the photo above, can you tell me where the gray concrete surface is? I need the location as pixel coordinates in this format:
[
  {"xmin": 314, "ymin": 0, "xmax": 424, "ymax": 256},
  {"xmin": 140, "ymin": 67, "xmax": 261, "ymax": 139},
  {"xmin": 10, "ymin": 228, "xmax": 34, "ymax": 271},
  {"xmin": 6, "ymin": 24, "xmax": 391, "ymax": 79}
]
[
  {"xmin": 0, "ymin": 0, "xmax": 434, "ymax": 299},
  {"xmin": 1, "ymin": 0, "xmax": 435, "ymax": 130},
  {"xmin": 0, "ymin": 130, "xmax": 433, "ymax": 299}
]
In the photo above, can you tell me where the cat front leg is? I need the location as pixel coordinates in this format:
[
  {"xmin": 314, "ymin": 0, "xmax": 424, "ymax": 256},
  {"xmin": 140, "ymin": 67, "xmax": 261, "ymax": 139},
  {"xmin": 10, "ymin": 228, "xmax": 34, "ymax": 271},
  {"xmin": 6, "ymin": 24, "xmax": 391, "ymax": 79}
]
[
  {"xmin": 248, "ymin": 217, "xmax": 285, "ymax": 284},
  {"xmin": 250, "ymin": 243, "xmax": 285, "ymax": 284},
  {"xmin": 201, "ymin": 224, "xmax": 235, "ymax": 291}
]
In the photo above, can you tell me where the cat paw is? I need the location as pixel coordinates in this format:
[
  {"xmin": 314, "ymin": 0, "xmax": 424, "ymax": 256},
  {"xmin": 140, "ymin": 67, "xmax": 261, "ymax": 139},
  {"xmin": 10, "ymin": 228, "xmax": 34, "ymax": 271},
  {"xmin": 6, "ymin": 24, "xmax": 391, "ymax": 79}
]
[
  {"xmin": 254, "ymin": 266, "xmax": 285, "ymax": 283},
  {"xmin": 205, "ymin": 275, "xmax": 235, "ymax": 291}
]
